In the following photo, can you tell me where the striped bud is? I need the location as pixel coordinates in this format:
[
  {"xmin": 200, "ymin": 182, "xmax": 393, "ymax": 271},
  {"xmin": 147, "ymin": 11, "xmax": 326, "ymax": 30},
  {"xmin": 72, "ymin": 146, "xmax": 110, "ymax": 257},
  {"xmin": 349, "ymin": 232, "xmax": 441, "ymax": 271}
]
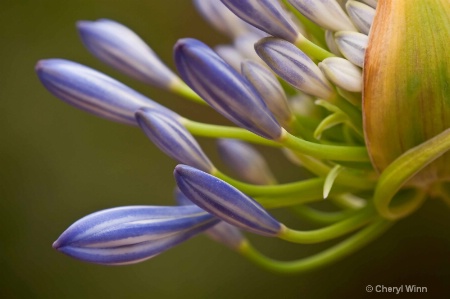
[
  {"xmin": 345, "ymin": 1, "xmax": 376, "ymax": 35},
  {"xmin": 35, "ymin": 59, "xmax": 175, "ymax": 125},
  {"xmin": 220, "ymin": 0, "xmax": 301, "ymax": 43},
  {"xmin": 53, "ymin": 205, "xmax": 218, "ymax": 265},
  {"xmin": 174, "ymin": 38, "xmax": 282, "ymax": 140},
  {"xmin": 319, "ymin": 57, "xmax": 362, "ymax": 92},
  {"xmin": 174, "ymin": 165, "xmax": 282, "ymax": 236},
  {"xmin": 136, "ymin": 108, "xmax": 213, "ymax": 173},
  {"xmin": 77, "ymin": 19, "xmax": 179, "ymax": 88},
  {"xmin": 255, "ymin": 37, "xmax": 334, "ymax": 99},
  {"xmin": 288, "ymin": 0, "xmax": 357, "ymax": 32},
  {"xmin": 242, "ymin": 60, "xmax": 293, "ymax": 126},
  {"xmin": 335, "ymin": 31, "xmax": 368, "ymax": 68},
  {"xmin": 175, "ymin": 188, "xmax": 245, "ymax": 250},
  {"xmin": 217, "ymin": 139, "xmax": 276, "ymax": 185}
]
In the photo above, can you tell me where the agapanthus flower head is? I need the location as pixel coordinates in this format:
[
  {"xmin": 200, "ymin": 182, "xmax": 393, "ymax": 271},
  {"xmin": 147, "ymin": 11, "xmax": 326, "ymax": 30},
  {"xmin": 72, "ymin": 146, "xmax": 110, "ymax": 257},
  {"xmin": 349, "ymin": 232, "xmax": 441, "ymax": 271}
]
[{"xmin": 38, "ymin": 0, "xmax": 449, "ymax": 275}]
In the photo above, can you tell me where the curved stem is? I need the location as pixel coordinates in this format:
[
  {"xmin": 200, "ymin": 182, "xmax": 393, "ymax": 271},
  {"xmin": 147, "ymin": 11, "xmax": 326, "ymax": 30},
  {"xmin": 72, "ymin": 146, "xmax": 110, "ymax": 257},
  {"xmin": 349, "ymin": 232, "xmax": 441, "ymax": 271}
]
[
  {"xmin": 278, "ymin": 205, "xmax": 376, "ymax": 244},
  {"xmin": 240, "ymin": 219, "xmax": 393, "ymax": 274},
  {"xmin": 286, "ymin": 152, "xmax": 376, "ymax": 189},
  {"xmin": 280, "ymin": 131, "xmax": 370, "ymax": 162},
  {"xmin": 374, "ymin": 128, "xmax": 450, "ymax": 220}
]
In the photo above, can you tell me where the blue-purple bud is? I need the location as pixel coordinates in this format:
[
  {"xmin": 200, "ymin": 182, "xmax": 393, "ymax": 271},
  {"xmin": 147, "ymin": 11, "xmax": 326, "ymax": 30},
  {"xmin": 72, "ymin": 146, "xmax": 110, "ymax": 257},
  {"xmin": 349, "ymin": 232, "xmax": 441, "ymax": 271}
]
[
  {"xmin": 174, "ymin": 165, "xmax": 282, "ymax": 237},
  {"xmin": 174, "ymin": 38, "xmax": 282, "ymax": 140},
  {"xmin": 241, "ymin": 60, "xmax": 292, "ymax": 127},
  {"xmin": 217, "ymin": 139, "xmax": 276, "ymax": 185},
  {"xmin": 255, "ymin": 37, "xmax": 334, "ymax": 99},
  {"xmin": 36, "ymin": 59, "xmax": 175, "ymax": 125},
  {"xmin": 215, "ymin": 45, "xmax": 245, "ymax": 72},
  {"xmin": 194, "ymin": 0, "xmax": 249, "ymax": 37},
  {"xmin": 220, "ymin": 0, "xmax": 300, "ymax": 43},
  {"xmin": 288, "ymin": 0, "xmax": 357, "ymax": 32},
  {"xmin": 234, "ymin": 33, "xmax": 265, "ymax": 63},
  {"xmin": 77, "ymin": 19, "xmax": 180, "ymax": 88},
  {"xmin": 53, "ymin": 205, "xmax": 218, "ymax": 265},
  {"xmin": 175, "ymin": 188, "xmax": 245, "ymax": 250},
  {"xmin": 135, "ymin": 108, "xmax": 214, "ymax": 173}
]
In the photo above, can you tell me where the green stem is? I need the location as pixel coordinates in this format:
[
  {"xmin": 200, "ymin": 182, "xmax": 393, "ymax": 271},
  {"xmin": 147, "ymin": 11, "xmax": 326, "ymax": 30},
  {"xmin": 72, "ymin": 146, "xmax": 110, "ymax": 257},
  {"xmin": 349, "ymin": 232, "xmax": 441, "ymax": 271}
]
[
  {"xmin": 240, "ymin": 219, "xmax": 393, "ymax": 273},
  {"xmin": 215, "ymin": 171, "xmax": 325, "ymax": 198},
  {"xmin": 171, "ymin": 80, "xmax": 207, "ymax": 105},
  {"xmin": 286, "ymin": 151, "xmax": 376, "ymax": 189},
  {"xmin": 330, "ymin": 193, "xmax": 367, "ymax": 210},
  {"xmin": 295, "ymin": 35, "xmax": 335, "ymax": 61},
  {"xmin": 280, "ymin": 131, "xmax": 370, "ymax": 162},
  {"xmin": 184, "ymin": 119, "xmax": 370, "ymax": 162},
  {"xmin": 182, "ymin": 119, "xmax": 277, "ymax": 147},
  {"xmin": 292, "ymin": 205, "xmax": 357, "ymax": 225},
  {"xmin": 278, "ymin": 205, "xmax": 376, "ymax": 244}
]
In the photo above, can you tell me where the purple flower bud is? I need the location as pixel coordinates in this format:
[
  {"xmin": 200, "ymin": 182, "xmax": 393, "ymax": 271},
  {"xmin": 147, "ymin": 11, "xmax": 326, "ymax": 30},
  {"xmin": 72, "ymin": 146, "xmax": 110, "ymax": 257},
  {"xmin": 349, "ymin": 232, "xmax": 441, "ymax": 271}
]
[
  {"xmin": 217, "ymin": 139, "xmax": 276, "ymax": 185},
  {"xmin": 135, "ymin": 108, "xmax": 214, "ymax": 173},
  {"xmin": 345, "ymin": 1, "xmax": 375, "ymax": 35},
  {"xmin": 194, "ymin": 0, "xmax": 249, "ymax": 37},
  {"xmin": 220, "ymin": 0, "xmax": 300, "ymax": 43},
  {"xmin": 174, "ymin": 165, "xmax": 282, "ymax": 237},
  {"xmin": 174, "ymin": 38, "xmax": 282, "ymax": 140},
  {"xmin": 334, "ymin": 31, "xmax": 368, "ymax": 68},
  {"xmin": 175, "ymin": 188, "xmax": 245, "ymax": 250},
  {"xmin": 233, "ymin": 33, "xmax": 265, "ymax": 63},
  {"xmin": 215, "ymin": 45, "xmax": 244, "ymax": 72},
  {"xmin": 77, "ymin": 19, "xmax": 179, "ymax": 88},
  {"xmin": 53, "ymin": 205, "xmax": 218, "ymax": 265},
  {"xmin": 288, "ymin": 0, "xmax": 357, "ymax": 31},
  {"xmin": 255, "ymin": 37, "xmax": 334, "ymax": 99},
  {"xmin": 36, "ymin": 59, "xmax": 175, "ymax": 125},
  {"xmin": 241, "ymin": 60, "xmax": 292, "ymax": 126}
]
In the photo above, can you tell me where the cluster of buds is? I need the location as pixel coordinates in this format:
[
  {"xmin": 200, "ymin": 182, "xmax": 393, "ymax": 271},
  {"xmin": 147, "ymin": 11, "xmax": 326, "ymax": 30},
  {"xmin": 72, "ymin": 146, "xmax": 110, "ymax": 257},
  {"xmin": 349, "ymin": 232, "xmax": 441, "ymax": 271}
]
[{"xmin": 36, "ymin": 0, "xmax": 449, "ymax": 273}]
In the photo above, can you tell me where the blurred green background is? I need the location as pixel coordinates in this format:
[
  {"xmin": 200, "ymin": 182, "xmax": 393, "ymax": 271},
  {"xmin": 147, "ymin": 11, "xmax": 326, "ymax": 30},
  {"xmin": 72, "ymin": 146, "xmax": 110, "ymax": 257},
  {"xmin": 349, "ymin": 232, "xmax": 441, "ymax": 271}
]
[{"xmin": 0, "ymin": 0, "xmax": 449, "ymax": 298}]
